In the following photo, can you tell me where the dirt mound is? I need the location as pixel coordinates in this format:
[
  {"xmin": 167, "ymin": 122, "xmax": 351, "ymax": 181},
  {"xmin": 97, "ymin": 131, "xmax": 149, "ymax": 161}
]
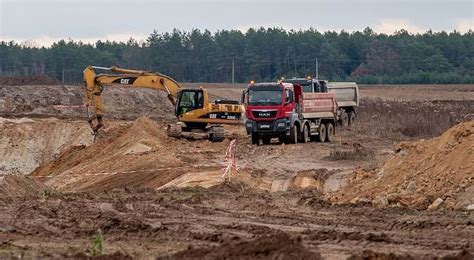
[
  {"xmin": 162, "ymin": 232, "xmax": 321, "ymax": 259},
  {"xmin": 0, "ymin": 118, "xmax": 93, "ymax": 174},
  {"xmin": 0, "ymin": 74, "xmax": 60, "ymax": 85},
  {"xmin": 0, "ymin": 85, "xmax": 175, "ymax": 121},
  {"xmin": 31, "ymin": 117, "xmax": 229, "ymax": 192},
  {"xmin": 333, "ymin": 120, "xmax": 474, "ymax": 210},
  {"xmin": 0, "ymin": 174, "xmax": 47, "ymax": 197}
]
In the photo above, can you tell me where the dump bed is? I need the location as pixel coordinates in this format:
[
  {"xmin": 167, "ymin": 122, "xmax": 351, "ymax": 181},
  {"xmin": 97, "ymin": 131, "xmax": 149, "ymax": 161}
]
[
  {"xmin": 299, "ymin": 92, "xmax": 337, "ymax": 119},
  {"xmin": 327, "ymin": 82, "xmax": 359, "ymax": 108}
]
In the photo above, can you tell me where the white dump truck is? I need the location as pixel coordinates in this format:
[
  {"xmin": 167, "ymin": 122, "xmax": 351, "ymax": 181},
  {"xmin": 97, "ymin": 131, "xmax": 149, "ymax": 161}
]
[{"xmin": 327, "ymin": 82, "xmax": 359, "ymax": 126}]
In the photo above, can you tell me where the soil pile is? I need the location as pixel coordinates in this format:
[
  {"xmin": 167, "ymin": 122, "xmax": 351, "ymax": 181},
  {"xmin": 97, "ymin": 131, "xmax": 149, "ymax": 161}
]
[
  {"xmin": 0, "ymin": 175, "xmax": 47, "ymax": 197},
  {"xmin": 333, "ymin": 120, "xmax": 474, "ymax": 209},
  {"xmin": 0, "ymin": 74, "xmax": 60, "ymax": 85},
  {"xmin": 0, "ymin": 85, "xmax": 175, "ymax": 120},
  {"xmin": 0, "ymin": 118, "xmax": 93, "ymax": 174},
  {"xmin": 31, "ymin": 117, "xmax": 228, "ymax": 192}
]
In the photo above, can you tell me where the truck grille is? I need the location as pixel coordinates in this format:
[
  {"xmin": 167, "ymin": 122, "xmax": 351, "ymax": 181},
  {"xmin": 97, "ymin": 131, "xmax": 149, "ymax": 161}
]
[{"xmin": 252, "ymin": 110, "xmax": 277, "ymax": 118}]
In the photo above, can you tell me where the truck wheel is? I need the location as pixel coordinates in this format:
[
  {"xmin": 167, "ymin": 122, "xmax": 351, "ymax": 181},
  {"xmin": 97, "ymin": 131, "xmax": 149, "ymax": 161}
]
[
  {"xmin": 326, "ymin": 123, "xmax": 334, "ymax": 142},
  {"xmin": 262, "ymin": 136, "xmax": 271, "ymax": 145},
  {"xmin": 340, "ymin": 112, "xmax": 349, "ymax": 127},
  {"xmin": 301, "ymin": 124, "xmax": 310, "ymax": 143},
  {"xmin": 348, "ymin": 111, "xmax": 356, "ymax": 126},
  {"xmin": 278, "ymin": 136, "xmax": 287, "ymax": 144},
  {"xmin": 251, "ymin": 133, "xmax": 259, "ymax": 145},
  {"xmin": 317, "ymin": 124, "xmax": 326, "ymax": 142},
  {"xmin": 288, "ymin": 125, "xmax": 298, "ymax": 144}
]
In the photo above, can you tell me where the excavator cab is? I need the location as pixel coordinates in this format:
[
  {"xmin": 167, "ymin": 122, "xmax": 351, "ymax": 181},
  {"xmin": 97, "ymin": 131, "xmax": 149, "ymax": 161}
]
[{"xmin": 175, "ymin": 89, "xmax": 205, "ymax": 117}]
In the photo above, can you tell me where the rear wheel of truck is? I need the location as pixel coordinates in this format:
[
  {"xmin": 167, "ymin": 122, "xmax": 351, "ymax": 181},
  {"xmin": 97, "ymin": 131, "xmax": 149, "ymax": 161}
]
[
  {"xmin": 317, "ymin": 124, "xmax": 326, "ymax": 142},
  {"xmin": 340, "ymin": 111, "xmax": 349, "ymax": 127},
  {"xmin": 288, "ymin": 125, "xmax": 298, "ymax": 144},
  {"xmin": 326, "ymin": 123, "xmax": 334, "ymax": 142},
  {"xmin": 301, "ymin": 124, "xmax": 310, "ymax": 143},
  {"xmin": 251, "ymin": 133, "xmax": 259, "ymax": 145},
  {"xmin": 348, "ymin": 111, "xmax": 356, "ymax": 126}
]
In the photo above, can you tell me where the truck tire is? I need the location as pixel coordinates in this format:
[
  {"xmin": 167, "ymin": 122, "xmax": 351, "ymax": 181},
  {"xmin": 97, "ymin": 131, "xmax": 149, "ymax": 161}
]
[
  {"xmin": 317, "ymin": 124, "xmax": 326, "ymax": 142},
  {"xmin": 326, "ymin": 123, "xmax": 334, "ymax": 142},
  {"xmin": 288, "ymin": 125, "xmax": 298, "ymax": 144},
  {"xmin": 251, "ymin": 133, "xmax": 259, "ymax": 145},
  {"xmin": 340, "ymin": 112, "xmax": 349, "ymax": 127},
  {"xmin": 348, "ymin": 111, "xmax": 356, "ymax": 126},
  {"xmin": 301, "ymin": 124, "xmax": 310, "ymax": 143},
  {"xmin": 278, "ymin": 136, "xmax": 286, "ymax": 144}
]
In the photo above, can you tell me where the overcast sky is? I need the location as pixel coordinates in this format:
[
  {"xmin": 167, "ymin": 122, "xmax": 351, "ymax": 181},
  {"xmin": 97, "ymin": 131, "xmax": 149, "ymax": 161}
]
[{"xmin": 0, "ymin": 0, "xmax": 472, "ymax": 46}]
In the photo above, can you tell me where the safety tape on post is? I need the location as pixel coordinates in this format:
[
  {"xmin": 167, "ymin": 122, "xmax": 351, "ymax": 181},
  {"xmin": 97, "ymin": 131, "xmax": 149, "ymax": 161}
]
[{"xmin": 221, "ymin": 139, "xmax": 239, "ymax": 180}]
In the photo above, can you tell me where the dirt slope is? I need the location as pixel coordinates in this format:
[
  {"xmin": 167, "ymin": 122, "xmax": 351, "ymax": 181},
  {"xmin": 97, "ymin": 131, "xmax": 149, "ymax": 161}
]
[
  {"xmin": 0, "ymin": 117, "xmax": 93, "ymax": 174},
  {"xmin": 0, "ymin": 85, "xmax": 175, "ymax": 121},
  {"xmin": 0, "ymin": 175, "xmax": 47, "ymax": 197},
  {"xmin": 31, "ymin": 117, "xmax": 231, "ymax": 192},
  {"xmin": 334, "ymin": 120, "xmax": 474, "ymax": 209}
]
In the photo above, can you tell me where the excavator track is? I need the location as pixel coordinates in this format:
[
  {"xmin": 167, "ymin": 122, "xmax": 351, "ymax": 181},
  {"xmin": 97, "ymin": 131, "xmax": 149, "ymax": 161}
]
[
  {"xmin": 167, "ymin": 123, "xmax": 183, "ymax": 138},
  {"xmin": 209, "ymin": 125, "xmax": 225, "ymax": 142}
]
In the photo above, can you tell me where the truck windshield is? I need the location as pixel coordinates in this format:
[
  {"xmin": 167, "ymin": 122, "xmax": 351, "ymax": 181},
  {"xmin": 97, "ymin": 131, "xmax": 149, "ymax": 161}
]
[{"xmin": 248, "ymin": 90, "xmax": 282, "ymax": 106}]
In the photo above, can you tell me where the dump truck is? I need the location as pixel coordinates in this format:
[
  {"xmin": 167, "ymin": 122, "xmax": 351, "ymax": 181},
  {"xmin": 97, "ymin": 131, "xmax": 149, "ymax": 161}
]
[
  {"xmin": 242, "ymin": 81, "xmax": 338, "ymax": 145},
  {"xmin": 327, "ymin": 82, "xmax": 359, "ymax": 126},
  {"xmin": 283, "ymin": 78, "xmax": 359, "ymax": 127}
]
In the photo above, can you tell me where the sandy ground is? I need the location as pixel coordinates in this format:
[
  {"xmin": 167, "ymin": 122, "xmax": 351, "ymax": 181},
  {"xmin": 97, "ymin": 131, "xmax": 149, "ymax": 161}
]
[{"xmin": 0, "ymin": 83, "xmax": 473, "ymax": 259}]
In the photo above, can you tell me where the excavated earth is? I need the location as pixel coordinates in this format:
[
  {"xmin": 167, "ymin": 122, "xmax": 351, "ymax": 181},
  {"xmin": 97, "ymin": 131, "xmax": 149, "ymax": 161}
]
[{"xmin": 0, "ymin": 83, "xmax": 473, "ymax": 259}]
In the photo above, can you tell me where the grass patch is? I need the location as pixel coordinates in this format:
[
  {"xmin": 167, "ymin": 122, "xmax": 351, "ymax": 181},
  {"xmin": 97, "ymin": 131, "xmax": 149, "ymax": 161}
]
[{"xmin": 354, "ymin": 99, "xmax": 473, "ymax": 139}]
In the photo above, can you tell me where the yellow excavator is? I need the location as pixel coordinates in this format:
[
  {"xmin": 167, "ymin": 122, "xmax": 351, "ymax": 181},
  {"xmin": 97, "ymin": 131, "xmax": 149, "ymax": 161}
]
[{"xmin": 83, "ymin": 65, "xmax": 244, "ymax": 142}]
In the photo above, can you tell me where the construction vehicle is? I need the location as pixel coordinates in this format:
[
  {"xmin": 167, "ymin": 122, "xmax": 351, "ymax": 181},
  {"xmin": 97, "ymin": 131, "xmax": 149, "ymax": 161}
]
[
  {"xmin": 83, "ymin": 66, "xmax": 243, "ymax": 142},
  {"xmin": 283, "ymin": 78, "xmax": 359, "ymax": 127},
  {"xmin": 242, "ymin": 80, "xmax": 338, "ymax": 145},
  {"xmin": 327, "ymin": 82, "xmax": 359, "ymax": 126}
]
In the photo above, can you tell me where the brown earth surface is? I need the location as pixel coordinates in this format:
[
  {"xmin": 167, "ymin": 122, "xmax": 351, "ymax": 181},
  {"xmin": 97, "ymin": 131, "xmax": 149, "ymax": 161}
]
[
  {"xmin": 0, "ymin": 83, "xmax": 473, "ymax": 258},
  {"xmin": 0, "ymin": 74, "xmax": 60, "ymax": 85},
  {"xmin": 332, "ymin": 121, "xmax": 474, "ymax": 210}
]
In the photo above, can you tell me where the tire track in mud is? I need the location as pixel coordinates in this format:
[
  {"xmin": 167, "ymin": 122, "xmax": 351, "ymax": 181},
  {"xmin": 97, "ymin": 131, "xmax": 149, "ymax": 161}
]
[{"xmin": 0, "ymin": 187, "xmax": 471, "ymax": 258}]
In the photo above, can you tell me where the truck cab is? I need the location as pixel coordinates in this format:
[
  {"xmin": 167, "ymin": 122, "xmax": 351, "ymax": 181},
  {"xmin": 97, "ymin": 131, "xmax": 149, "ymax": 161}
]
[{"xmin": 243, "ymin": 81, "xmax": 337, "ymax": 145}]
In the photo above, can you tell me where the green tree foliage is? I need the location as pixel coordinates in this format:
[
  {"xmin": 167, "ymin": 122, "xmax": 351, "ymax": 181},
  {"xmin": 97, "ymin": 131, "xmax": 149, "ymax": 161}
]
[{"xmin": 0, "ymin": 28, "xmax": 472, "ymax": 84}]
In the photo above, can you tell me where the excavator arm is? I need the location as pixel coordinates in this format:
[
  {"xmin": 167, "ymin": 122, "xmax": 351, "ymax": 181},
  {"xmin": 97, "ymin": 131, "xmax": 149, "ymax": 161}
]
[{"xmin": 83, "ymin": 65, "xmax": 182, "ymax": 134}]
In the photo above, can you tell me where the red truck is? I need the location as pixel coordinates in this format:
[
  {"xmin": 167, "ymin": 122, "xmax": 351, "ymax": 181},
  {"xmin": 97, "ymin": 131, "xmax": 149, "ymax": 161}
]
[{"xmin": 242, "ymin": 80, "xmax": 338, "ymax": 145}]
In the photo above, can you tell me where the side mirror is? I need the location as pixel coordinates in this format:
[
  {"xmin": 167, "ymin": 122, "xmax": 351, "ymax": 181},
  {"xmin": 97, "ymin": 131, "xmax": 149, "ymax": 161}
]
[{"xmin": 241, "ymin": 90, "xmax": 248, "ymax": 104}]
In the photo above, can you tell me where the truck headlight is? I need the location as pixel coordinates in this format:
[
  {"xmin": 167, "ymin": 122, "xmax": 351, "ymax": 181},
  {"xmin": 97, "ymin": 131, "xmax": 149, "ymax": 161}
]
[
  {"xmin": 246, "ymin": 123, "xmax": 253, "ymax": 128},
  {"xmin": 277, "ymin": 122, "xmax": 286, "ymax": 128}
]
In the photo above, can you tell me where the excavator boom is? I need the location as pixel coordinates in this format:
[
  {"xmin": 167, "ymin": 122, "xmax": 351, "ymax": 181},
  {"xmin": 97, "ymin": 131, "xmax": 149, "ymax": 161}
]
[{"xmin": 83, "ymin": 65, "xmax": 182, "ymax": 133}]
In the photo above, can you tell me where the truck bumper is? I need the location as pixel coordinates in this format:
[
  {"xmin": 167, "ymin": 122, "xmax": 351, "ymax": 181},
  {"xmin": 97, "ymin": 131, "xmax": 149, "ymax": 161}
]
[{"xmin": 245, "ymin": 119, "xmax": 290, "ymax": 136}]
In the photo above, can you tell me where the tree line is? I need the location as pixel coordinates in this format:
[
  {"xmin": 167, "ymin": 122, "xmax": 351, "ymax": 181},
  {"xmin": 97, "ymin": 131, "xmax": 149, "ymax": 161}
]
[{"xmin": 0, "ymin": 27, "xmax": 473, "ymax": 84}]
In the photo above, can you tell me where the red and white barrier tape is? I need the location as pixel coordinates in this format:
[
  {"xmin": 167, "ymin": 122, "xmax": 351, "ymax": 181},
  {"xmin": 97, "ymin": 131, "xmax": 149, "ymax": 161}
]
[{"xmin": 221, "ymin": 139, "xmax": 239, "ymax": 180}]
